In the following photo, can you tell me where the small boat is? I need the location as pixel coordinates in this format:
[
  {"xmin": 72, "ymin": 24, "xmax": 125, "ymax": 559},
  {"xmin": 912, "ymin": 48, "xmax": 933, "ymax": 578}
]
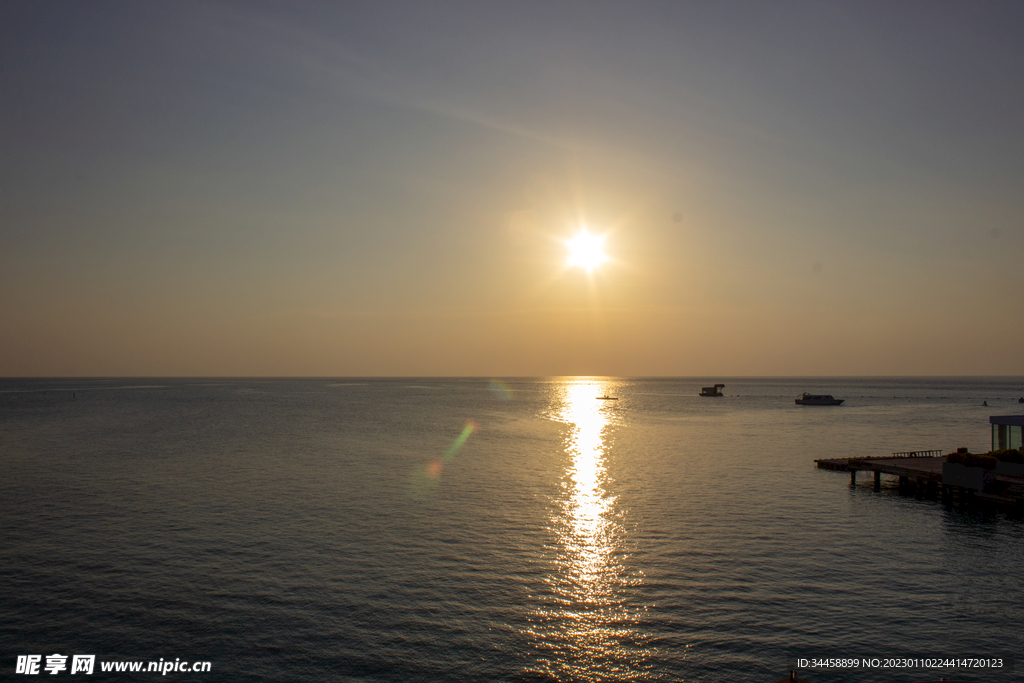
[
  {"xmin": 772, "ymin": 672, "xmax": 810, "ymax": 683},
  {"xmin": 796, "ymin": 392, "xmax": 843, "ymax": 406},
  {"xmin": 596, "ymin": 395, "xmax": 618, "ymax": 400},
  {"xmin": 700, "ymin": 384, "xmax": 725, "ymax": 397}
]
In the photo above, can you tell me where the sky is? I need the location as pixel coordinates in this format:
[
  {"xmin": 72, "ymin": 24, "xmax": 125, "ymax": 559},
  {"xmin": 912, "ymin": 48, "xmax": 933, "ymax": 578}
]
[{"xmin": 2, "ymin": 0, "xmax": 1023, "ymax": 377}]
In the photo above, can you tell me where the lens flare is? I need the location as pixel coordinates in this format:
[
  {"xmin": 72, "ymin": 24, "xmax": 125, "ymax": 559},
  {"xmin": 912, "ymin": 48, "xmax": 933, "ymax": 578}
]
[
  {"xmin": 488, "ymin": 380, "xmax": 513, "ymax": 401},
  {"xmin": 409, "ymin": 419, "xmax": 479, "ymax": 498},
  {"xmin": 442, "ymin": 419, "xmax": 477, "ymax": 463}
]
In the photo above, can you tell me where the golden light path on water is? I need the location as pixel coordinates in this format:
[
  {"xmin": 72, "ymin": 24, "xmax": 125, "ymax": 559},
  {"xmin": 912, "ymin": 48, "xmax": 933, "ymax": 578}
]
[
  {"xmin": 560, "ymin": 382, "xmax": 616, "ymax": 591},
  {"xmin": 527, "ymin": 379, "xmax": 652, "ymax": 682}
]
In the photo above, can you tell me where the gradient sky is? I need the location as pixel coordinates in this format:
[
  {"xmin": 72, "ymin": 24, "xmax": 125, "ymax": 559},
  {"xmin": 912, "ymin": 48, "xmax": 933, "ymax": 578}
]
[{"xmin": 2, "ymin": 1, "xmax": 1022, "ymax": 376}]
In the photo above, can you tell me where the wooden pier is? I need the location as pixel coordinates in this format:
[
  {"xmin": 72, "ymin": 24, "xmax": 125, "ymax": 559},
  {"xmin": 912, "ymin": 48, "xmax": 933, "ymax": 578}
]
[{"xmin": 816, "ymin": 453, "xmax": 1024, "ymax": 508}]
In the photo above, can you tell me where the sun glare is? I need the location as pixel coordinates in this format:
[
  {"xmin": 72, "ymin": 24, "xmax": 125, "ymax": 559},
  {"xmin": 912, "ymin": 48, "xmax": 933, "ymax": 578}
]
[{"xmin": 565, "ymin": 228, "xmax": 608, "ymax": 273}]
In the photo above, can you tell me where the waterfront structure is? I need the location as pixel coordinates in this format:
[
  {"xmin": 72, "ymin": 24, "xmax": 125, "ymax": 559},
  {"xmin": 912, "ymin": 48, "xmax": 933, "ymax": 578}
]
[{"xmin": 990, "ymin": 415, "xmax": 1024, "ymax": 451}]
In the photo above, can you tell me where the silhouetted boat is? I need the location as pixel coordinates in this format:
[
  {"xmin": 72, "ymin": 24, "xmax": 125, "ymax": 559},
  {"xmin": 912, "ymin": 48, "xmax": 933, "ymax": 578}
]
[
  {"xmin": 700, "ymin": 384, "xmax": 724, "ymax": 397},
  {"xmin": 772, "ymin": 672, "xmax": 810, "ymax": 683},
  {"xmin": 596, "ymin": 395, "xmax": 618, "ymax": 400},
  {"xmin": 796, "ymin": 392, "xmax": 843, "ymax": 405}
]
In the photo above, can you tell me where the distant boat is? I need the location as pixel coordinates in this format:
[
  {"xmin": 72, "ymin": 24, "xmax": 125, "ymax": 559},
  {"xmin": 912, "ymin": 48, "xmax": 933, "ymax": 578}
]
[
  {"xmin": 700, "ymin": 384, "xmax": 725, "ymax": 397},
  {"xmin": 772, "ymin": 672, "xmax": 810, "ymax": 683},
  {"xmin": 796, "ymin": 392, "xmax": 843, "ymax": 406},
  {"xmin": 596, "ymin": 395, "xmax": 618, "ymax": 400}
]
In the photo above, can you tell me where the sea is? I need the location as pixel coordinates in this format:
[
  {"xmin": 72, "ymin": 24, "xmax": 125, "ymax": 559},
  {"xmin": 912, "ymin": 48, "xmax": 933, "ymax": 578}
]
[{"xmin": 2, "ymin": 377, "xmax": 1022, "ymax": 682}]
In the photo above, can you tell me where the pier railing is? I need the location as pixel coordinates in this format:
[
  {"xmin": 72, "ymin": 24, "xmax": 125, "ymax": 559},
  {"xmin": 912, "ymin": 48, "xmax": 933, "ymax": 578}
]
[{"xmin": 890, "ymin": 449, "xmax": 944, "ymax": 458}]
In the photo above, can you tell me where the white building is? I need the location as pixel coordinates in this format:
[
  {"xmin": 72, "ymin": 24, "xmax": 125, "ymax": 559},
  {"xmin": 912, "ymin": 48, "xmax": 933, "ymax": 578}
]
[{"xmin": 990, "ymin": 415, "xmax": 1024, "ymax": 451}]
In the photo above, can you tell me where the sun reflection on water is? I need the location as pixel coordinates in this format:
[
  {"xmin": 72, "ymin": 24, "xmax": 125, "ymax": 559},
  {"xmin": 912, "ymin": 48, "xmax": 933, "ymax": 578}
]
[
  {"xmin": 560, "ymin": 382, "xmax": 618, "ymax": 595},
  {"xmin": 527, "ymin": 379, "xmax": 652, "ymax": 682}
]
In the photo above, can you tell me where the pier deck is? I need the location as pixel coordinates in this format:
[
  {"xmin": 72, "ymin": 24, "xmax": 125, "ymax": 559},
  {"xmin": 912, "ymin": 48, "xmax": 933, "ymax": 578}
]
[
  {"xmin": 815, "ymin": 455, "xmax": 944, "ymax": 479},
  {"xmin": 816, "ymin": 455, "xmax": 1024, "ymax": 508}
]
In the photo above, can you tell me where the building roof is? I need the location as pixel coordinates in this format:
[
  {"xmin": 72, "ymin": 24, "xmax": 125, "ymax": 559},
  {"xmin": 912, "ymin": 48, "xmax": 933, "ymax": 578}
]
[{"xmin": 989, "ymin": 415, "xmax": 1024, "ymax": 426}]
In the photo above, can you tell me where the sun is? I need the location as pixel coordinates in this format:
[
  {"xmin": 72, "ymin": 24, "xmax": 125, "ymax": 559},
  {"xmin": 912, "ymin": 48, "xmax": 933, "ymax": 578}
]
[{"xmin": 565, "ymin": 228, "xmax": 608, "ymax": 273}]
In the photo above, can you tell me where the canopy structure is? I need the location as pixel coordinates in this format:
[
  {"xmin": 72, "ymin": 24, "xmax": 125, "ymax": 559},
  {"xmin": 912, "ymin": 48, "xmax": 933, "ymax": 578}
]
[{"xmin": 990, "ymin": 415, "xmax": 1024, "ymax": 450}]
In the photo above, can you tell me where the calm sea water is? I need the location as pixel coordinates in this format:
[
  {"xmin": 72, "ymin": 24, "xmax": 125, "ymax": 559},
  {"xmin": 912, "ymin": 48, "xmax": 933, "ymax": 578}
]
[{"xmin": 2, "ymin": 377, "xmax": 1023, "ymax": 682}]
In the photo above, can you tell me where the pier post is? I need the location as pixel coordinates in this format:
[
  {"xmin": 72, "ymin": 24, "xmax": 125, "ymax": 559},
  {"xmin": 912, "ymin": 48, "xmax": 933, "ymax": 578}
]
[
  {"xmin": 873, "ymin": 471, "xmax": 881, "ymax": 490},
  {"xmin": 850, "ymin": 469, "xmax": 856, "ymax": 486}
]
